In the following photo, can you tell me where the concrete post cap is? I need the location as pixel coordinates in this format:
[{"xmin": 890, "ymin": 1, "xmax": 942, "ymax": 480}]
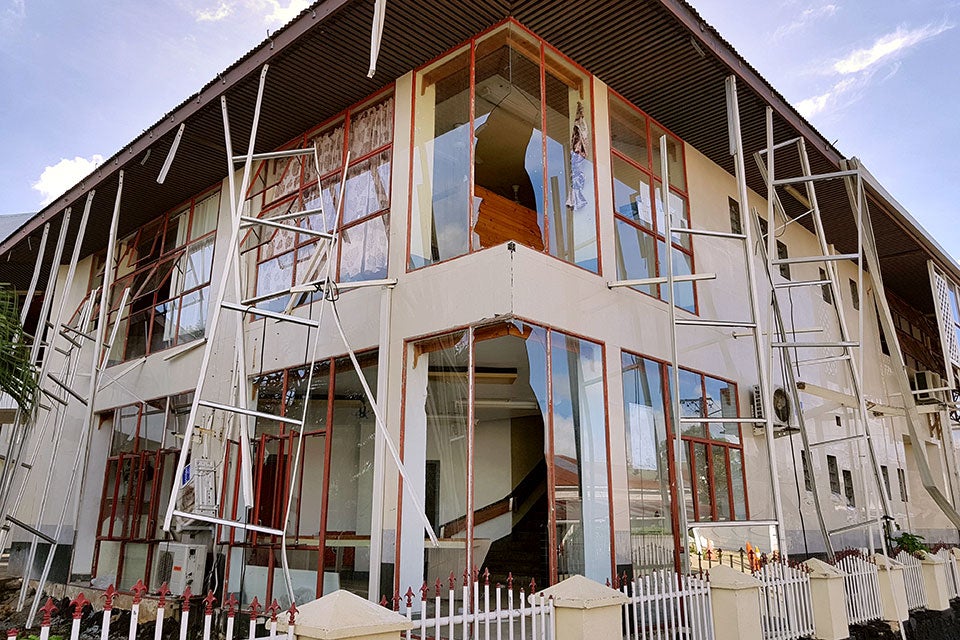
[
  {"xmin": 537, "ymin": 575, "xmax": 629, "ymax": 609},
  {"xmin": 801, "ymin": 558, "xmax": 845, "ymax": 579},
  {"xmin": 870, "ymin": 554, "xmax": 904, "ymax": 571},
  {"xmin": 707, "ymin": 564, "xmax": 762, "ymax": 590},
  {"xmin": 276, "ymin": 590, "xmax": 414, "ymax": 640},
  {"xmin": 919, "ymin": 552, "xmax": 945, "ymax": 565}
]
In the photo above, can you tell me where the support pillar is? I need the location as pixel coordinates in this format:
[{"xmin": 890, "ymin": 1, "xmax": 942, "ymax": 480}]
[
  {"xmin": 709, "ymin": 564, "xmax": 763, "ymax": 640},
  {"xmin": 802, "ymin": 558, "xmax": 849, "ymax": 640},
  {"xmin": 539, "ymin": 575, "xmax": 628, "ymax": 640},
  {"xmin": 872, "ymin": 554, "xmax": 908, "ymax": 626},
  {"xmin": 920, "ymin": 553, "xmax": 950, "ymax": 611},
  {"xmin": 278, "ymin": 590, "xmax": 413, "ymax": 640}
]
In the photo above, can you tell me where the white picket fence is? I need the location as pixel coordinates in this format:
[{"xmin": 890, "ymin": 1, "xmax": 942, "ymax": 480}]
[
  {"xmin": 619, "ymin": 570, "xmax": 714, "ymax": 640},
  {"xmin": 894, "ymin": 550, "xmax": 927, "ymax": 611},
  {"xmin": 393, "ymin": 574, "xmax": 554, "ymax": 640},
  {"xmin": 934, "ymin": 548, "xmax": 960, "ymax": 599},
  {"xmin": 33, "ymin": 582, "xmax": 296, "ymax": 640},
  {"xmin": 753, "ymin": 561, "xmax": 814, "ymax": 640},
  {"xmin": 835, "ymin": 552, "xmax": 882, "ymax": 626}
]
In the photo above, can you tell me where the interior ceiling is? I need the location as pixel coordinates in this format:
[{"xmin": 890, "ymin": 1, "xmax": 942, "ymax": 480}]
[{"xmin": 0, "ymin": 0, "xmax": 944, "ymax": 313}]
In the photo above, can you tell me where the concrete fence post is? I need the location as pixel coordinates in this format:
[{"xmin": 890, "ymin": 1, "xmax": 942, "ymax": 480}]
[
  {"xmin": 871, "ymin": 554, "xmax": 908, "ymax": 627},
  {"xmin": 538, "ymin": 575, "xmax": 628, "ymax": 640},
  {"xmin": 919, "ymin": 552, "xmax": 951, "ymax": 611},
  {"xmin": 801, "ymin": 558, "xmax": 849, "ymax": 640},
  {"xmin": 708, "ymin": 564, "xmax": 763, "ymax": 640},
  {"xmin": 277, "ymin": 590, "xmax": 414, "ymax": 640}
]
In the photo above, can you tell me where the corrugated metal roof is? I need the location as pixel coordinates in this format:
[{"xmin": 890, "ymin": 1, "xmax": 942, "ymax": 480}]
[{"xmin": 0, "ymin": 0, "xmax": 950, "ymax": 314}]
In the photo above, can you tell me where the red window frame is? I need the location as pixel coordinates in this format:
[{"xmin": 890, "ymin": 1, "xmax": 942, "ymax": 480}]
[
  {"xmin": 608, "ymin": 91, "xmax": 697, "ymax": 313},
  {"xmin": 244, "ymin": 89, "xmax": 395, "ymax": 310}
]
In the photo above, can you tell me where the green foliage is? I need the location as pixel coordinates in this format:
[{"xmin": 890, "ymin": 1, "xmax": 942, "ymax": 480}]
[
  {"xmin": 893, "ymin": 531, "xmax": 929, "ymax": 555},
  {"xmin": 0, "ymin": 285, "xmax": 39, "ymax": 415}
]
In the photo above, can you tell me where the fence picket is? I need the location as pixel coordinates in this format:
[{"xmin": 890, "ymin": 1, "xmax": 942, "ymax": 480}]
[{"xmin": 895, "ymin": 551, "xmax": 927, "ymax": 610}]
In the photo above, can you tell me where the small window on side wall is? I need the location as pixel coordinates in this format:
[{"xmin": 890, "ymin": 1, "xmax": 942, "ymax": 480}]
[
  {"xmin": 842, "ymin": 469, "xmax": 855, "ymax": 506},
  {"xmin": 819, "ymin": 268, "xmax": 832, "ymax": 304},
  {"xmin": 729, "ymin": 197, "xmax": 742, "ymax": 235},
  {"xmin": 827, "ymin": 455, "xmax": 840, "ymax": 494},
  {"xmin": 849, "ymin": 279, "xmax": 860, "ymax": 311},
  {"xmin": 776, "ymin": 241, "xmax": 790, "ymax": 280}
]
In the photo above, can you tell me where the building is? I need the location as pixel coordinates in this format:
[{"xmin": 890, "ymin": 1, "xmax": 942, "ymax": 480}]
[{"xmin": 1, "ymin": 0, "xmax": 959, "ymax": 610}]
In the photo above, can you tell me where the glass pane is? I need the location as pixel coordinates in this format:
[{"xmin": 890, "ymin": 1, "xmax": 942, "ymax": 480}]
[
  {"xmin": 163, "ymin": 209, "xmax": 189, "ymax": 254},
  {"xmin": 181, "ymin": 236, "xmax": 215, "ymax": 291},
  {"xmin": 692, "ymin": 443, "xmax": 710, "ymax": 521},
  {"xmin": 256, "ymin": 254, "xmax": 294, "ymax": 313},
  {"xmin": 177, "ymin": 285, "xmax": 209, "ymax": 343},
  {"xmin": 125, "ymin": 309, "xmax": 150, "ymax": 360},
  {"xmin": 309, "ymin": 123, "xmax": 345, "ymax": 180},
  {"xmin": 410, "ymin": 47, "xmax": 471, "ymax": 268},
  {"xmin": 474, "ymin": 28, "xmax": 545, "ymax": 255},
  {"xmin": 659, "ymin": 240, "xmax": 695, "ymax": 312},
  {"xmin": 677, "ymin": 369, "xmax": 704, "ymax": 438},
  {"xmin": 704, "ymin": 376, "xmax": 740, "ymax": 444},
  {"xmin": 290, "ymin": 434, "xmax": 325, "ymax": 540},
  {"xmin": 544, "ymin": 47, "xmax": 596, "ymax": 271},
  {"xmin": 339, "ymin": 215, "xmax": 388, "ymax": 283},
  {"xmin": 621, "ymin": 353, "xmax": 673, "ymax": 571},
  {"xmin": 253, "ymin": 371, "xmax": 285, "ymax": 436},
  {"xmin": 730, "ymin": 449, "xmax": 746, "ymax": 520},
  {"xmin": 551, "ymin": 332, "xmax": 610, "ymax": 583},
  {"xmin": 113, "ymin": 405, "xmax": 139, "ymax": 455},
  {"xmin": 610, "ymin": 97, "xmax": 648, "ymax": 166},
  {"xmin": 119, "ymin": 543, "xmax": 149, "ymax": 591},
  {"xmin": 99, "ymin": 459, "xmax": 119, "ymax": 536},
  {"xmin": 191, "ymin": 192, "xmax": 220, "ymax": 239},
  {"xmin": 349, "ymin": 96, "xmax": 394, "ymax": 158},
  {"xmin": 651, "ymin": 123, "xmax": 685, "ymax": 192},
  {"xmin": 615, "ymin": 219, "xmax": 658, "ymax": 297},
  {"xmin": 140, "ymin": 400, "xmax": 166, "ymax": 451},
  {"xmin": 149, "ymin": 299, "xmax": 176, "ymax": 353},
  {"xmin": 612, "ymin": 156, "xmax": 653, "ymax": 230},
  {"xmin": 712, "ymin": 445, "xmax": 730, "ymax": 521},
  {"xmin": 324, "ymin": 355, "xmax": 377, "ymax": 598},
  {"xmin": 342, "ymin": 150, "xmax": 391, "ymax": 226},
  {"xmin": 654, "ymin": 182, "xmax": 690, "ymax": 249}
]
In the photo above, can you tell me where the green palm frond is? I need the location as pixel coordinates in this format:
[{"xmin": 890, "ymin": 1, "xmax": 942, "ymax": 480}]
[{"xmin": 0, "ymin": 285, "xmax": 39, "ymax": 416}]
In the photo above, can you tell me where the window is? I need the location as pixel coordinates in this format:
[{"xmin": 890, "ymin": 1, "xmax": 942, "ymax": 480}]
[
  {"xmin": 610, "ymin": 94, "xmax": 693, "ymax": 311},
  {"xmin": 776, "ymin": 241, "xmax": 790, "ymax": 280},
  {"xmin": 850, "ymin": 279, "xmax": 860, "ymax": 311},
  {"xmin": 827, "ymin": 455, "xmax": 840, "ymax": 494},
  {"xmin": 819, "ymin": 268, "xmax": 832, "ymax": 304},
  {"xmin": 842, "ymin": 469, "xmax": 855, "ymax": 506},
  {"xmin": 676, "ymin": 368, "xmax": 746, "ymax": 522},
  {"xmin": 622, "ymin": 352, "xmax": 673, "ymax": 570},
  {"xmin": 800, "ymin": 450, "xmax": 812, "ymax": 492},
  {"xmin": 403, "ymin": 322, "xmax": 611, "ymax": 588},
  {"xmin": 881, "ymin": 465, "xmax": 892, "ymax": 500},
  {"xmin": 728, "ymin": 197, "xmax": 742, "ymax": 235},
  {"xmin": 409, "ymin": 22, "xmax": 598, "ymax": 272},
  {"xmin": 107, "ymin": 191, "xmax": 219, "ymax": 364},
  {"xmin": 245, "ymin": 93, "xmax": 394, "ymax": 312},
  {"xmin": 218, "ymin": 352, "xmax": 379, "ymax": 605},
  {"xmin": 93, "ymin": 393, "xmax": 193, "ymax": 590},
  {"xmin": 898, "ymin": 468, "xmax": 909, "ymax": 502}
]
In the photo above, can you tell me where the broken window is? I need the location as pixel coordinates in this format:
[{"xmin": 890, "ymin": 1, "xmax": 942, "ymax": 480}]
[
  {"xmin": 246, "ymin": 93, "xmax": 393, "ymax": 312},
  {"xmin": 106, "ymin": 190, "xmax": 219, "ymax": 365},
  {"xmin": 610, "ymin": 94, "xmax": 694, "ymax": 311},
  {"xmin": 409, "ymin": 22, "xmax": 598, "ymax": 272}
]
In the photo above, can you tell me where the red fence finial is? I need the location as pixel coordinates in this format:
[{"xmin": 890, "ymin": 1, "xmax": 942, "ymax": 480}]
[
  {"xmin": 267, "ymin": 599, "xmax": 280, "ymax": 622},
  {"xmin": 131, "ymin": 580, "xmax": 147, "ymax": 605},
  {"xmin": 248, "ymin": 596, "xmax": 262, "ymax": 617},
  {"xmin": 70, "ymin": 593, "xmax": 89, "ymax": 619},
  {"xmin": 224, "ymin": 593, "xmax": 239, "ymax": 618},
  {"xmin": 181, "ymin": 586, "xmax": 193, "ymax": 612},
  {"xmin": 204, "ymin": 591, "xmax": 217, "ymax": 616},
  {"xmin": 7, "ymin": 628, "xmax": 17, "ymax": 639},
  {"xmin": 102, "ymin": 585, "xmax": 117, "ymax": 611},
  {"xmin": 404, "ymin": 587, "xmax": 414, "ymax": 608},
  {"xmin": 40, "ymin": 597, "xmax": 57, "ymax": 626},
  {"xmin": 157, "ymin": 582, "xmax": 171, "ymax": 609},
  {"xmin": 287, "ymin": 602, "xmax": 298, "ymax": 625}
]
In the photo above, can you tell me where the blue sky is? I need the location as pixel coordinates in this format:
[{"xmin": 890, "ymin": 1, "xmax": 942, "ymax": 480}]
[{"xmin": 1, "ymin": 0, "xmax": 958, "ymax": 259}]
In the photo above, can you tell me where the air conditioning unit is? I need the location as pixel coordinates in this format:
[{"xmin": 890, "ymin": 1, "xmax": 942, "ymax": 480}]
[
  {"xmin": 913, "ymin": 370, "xmax": 943, "ymax": 404},
  {"xmin": 752, "ymin": 385, "xmax": 796, "ymax": 436},
  {"xmin": 151, "ymin": 543, "xmax": 206, "ymax": 595},
  {"xmin": 175, "ymin": 458, "xmax": 217, "ymax": 531}
]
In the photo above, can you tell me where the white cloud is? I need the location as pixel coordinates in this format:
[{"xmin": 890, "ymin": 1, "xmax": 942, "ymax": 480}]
[
  {"xmin": 31, "ymin": 155, "xmax": 104, "ymax": 207},
  {"xmin": 771, "ymin": 4, "xmax": 838, "ymax": 40},
  {"xmin": 189, "ymin": 0, "xmax": 309, "ymax": 26},
  {"xmin": 0, "ymin": 0, "xmax": 25, "ymax": 33},
  {"xmin": 833, "ymin": 22, "xmax": 953, "ymax": 74},
  {"xmin": 195, "ymin": 1, "xmax": 233, "ymax": 21},
  {"xmin": 794, "ymin": 21, "xmax": 952, "ymax": 119}
]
